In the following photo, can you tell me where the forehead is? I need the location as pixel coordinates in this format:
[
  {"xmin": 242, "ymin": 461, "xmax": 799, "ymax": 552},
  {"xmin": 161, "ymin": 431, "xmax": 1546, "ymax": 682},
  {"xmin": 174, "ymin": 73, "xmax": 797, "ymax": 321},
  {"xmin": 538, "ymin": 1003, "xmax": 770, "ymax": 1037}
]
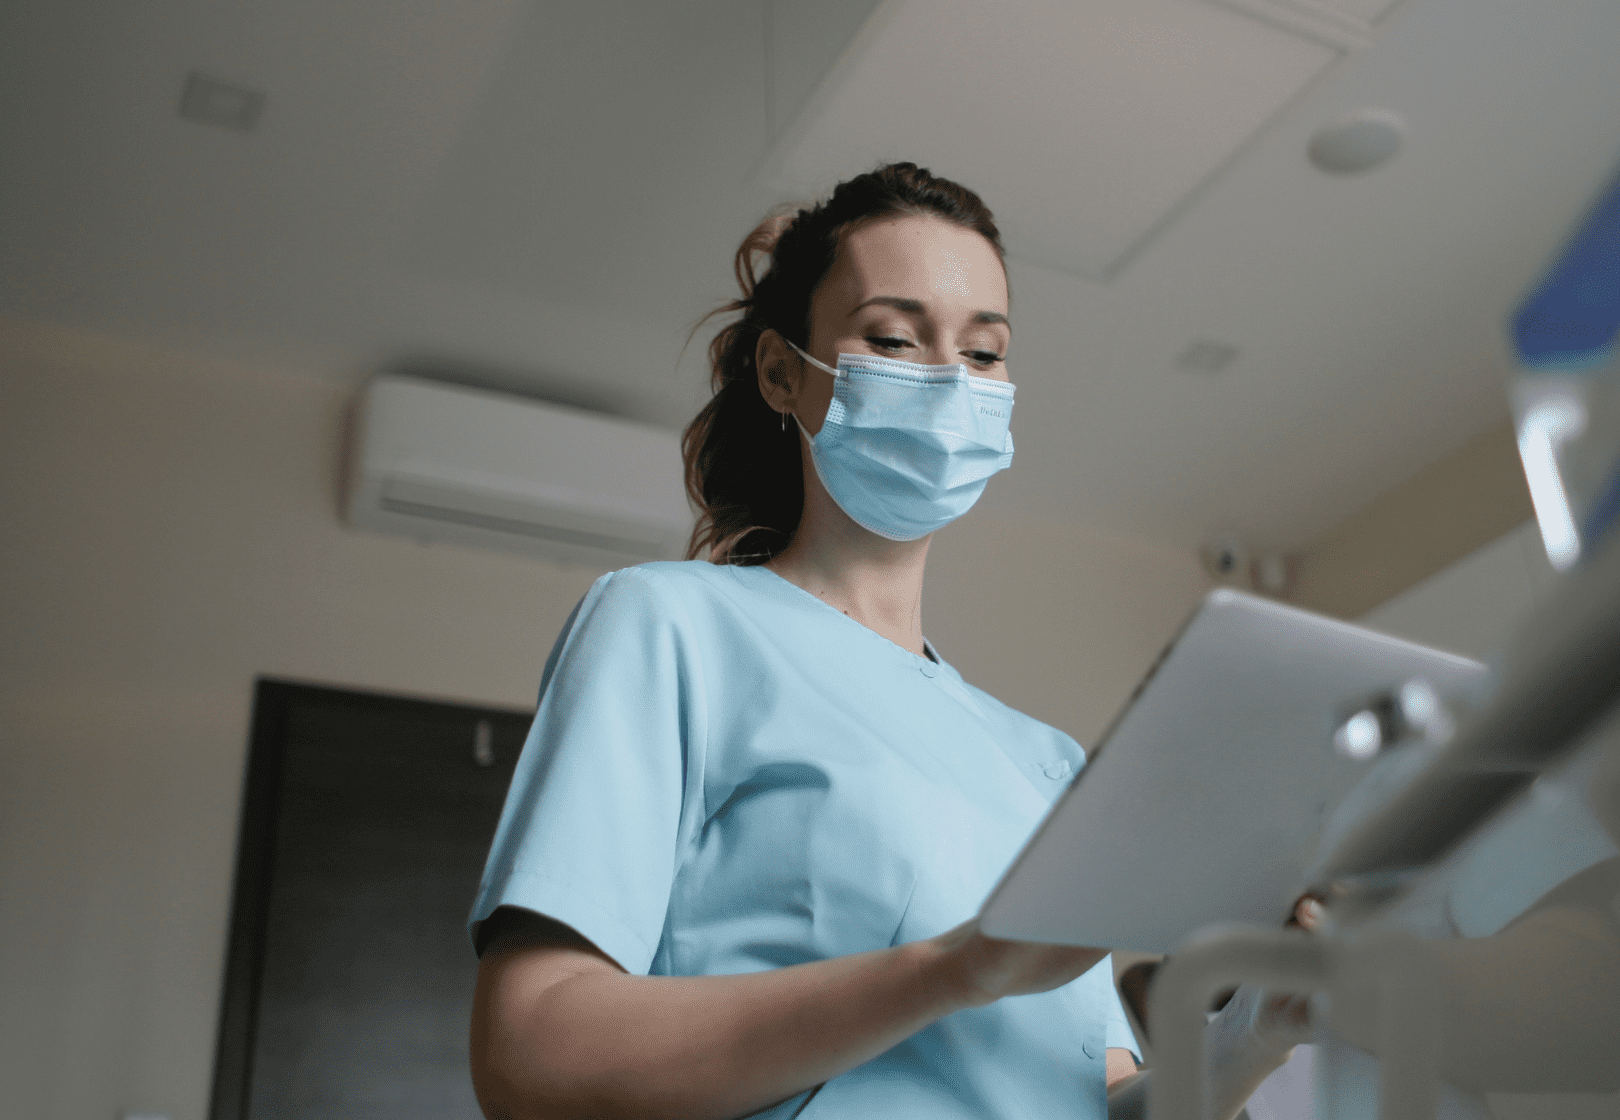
[{"xmin": 825, "ymin": 213, "xmax": 1008, "ymax": 312}]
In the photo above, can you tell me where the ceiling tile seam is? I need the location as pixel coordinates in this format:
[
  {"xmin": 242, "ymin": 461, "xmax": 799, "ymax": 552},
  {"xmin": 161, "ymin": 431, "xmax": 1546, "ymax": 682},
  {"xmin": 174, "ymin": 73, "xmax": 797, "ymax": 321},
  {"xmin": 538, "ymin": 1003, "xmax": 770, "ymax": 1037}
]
[
  {"xmin": 1061, "ymin": 47, "xmax": 1347, "ymax": 284},
  {"xmin": 749, "ymin": 0, "xmax": 907, "ymax": 190},
  {"xmin": 1208, "ymin": 0, "xmax": 1377, "ymax": 51}
]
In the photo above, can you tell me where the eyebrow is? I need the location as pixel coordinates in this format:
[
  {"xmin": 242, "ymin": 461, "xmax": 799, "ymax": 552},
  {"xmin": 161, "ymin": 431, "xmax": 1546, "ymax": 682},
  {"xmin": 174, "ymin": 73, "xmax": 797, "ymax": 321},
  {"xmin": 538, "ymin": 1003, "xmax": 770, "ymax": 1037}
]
[{"xmin": 851, "ymin": 296, "xmax": 1010, "ymax": 329}]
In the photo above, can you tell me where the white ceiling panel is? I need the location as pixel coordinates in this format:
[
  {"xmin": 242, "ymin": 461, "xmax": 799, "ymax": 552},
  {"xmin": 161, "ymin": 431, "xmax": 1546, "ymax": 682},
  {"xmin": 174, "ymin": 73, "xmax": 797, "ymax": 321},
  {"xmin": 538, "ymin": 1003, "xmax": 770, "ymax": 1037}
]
[
  {"xmin": 1314, "ymin": 0, "xmax": 1407, "ymax": 25},
  {"xmin": 759, "ymin": 0, "xmax": 1336, "ymax": 279}
]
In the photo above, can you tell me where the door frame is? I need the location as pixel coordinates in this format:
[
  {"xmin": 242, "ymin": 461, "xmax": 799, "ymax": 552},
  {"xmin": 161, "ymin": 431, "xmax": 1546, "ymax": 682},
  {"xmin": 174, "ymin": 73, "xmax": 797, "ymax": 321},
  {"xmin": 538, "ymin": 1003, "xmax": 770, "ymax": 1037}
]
[{"xmin": 207, "ymin": 678, "xmax": 531, "ymax": 1120}]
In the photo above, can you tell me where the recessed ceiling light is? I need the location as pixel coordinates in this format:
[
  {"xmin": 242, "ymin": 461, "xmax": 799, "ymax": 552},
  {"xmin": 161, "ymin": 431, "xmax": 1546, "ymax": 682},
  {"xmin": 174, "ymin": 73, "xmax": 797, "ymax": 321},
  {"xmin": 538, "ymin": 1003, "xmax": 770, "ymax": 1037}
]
[
  {"xmin": 1176, "ymin": 340, "xmax": 1241, "ymax": 374},
  {"xmin": 1308, "ymin": 109, "xmax": 1406, "ymax": 175},
  {"xmin": 178, "ymin": 71, "xmax": 267, "ymax": 134}
]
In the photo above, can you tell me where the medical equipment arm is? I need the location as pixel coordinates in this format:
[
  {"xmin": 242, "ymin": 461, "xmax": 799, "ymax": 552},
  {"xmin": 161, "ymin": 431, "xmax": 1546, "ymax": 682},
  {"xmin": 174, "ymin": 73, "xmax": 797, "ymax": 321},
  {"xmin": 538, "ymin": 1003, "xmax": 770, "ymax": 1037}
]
[
  {"xmin": 470, "ymin": 909, "xmax": 1108, "ymax": 1120},
  {"xmin": 1104, "ymin": 982, "xmax": 1306, "ymax": 1120},
  {"xmin": 1324, "ymin": 858, "xmax": 1620, "ymax": 1093}
]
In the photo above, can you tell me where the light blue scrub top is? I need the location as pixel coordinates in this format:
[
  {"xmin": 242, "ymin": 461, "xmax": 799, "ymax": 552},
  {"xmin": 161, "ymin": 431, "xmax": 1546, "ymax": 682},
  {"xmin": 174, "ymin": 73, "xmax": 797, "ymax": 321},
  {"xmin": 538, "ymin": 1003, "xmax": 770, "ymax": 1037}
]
[{"xmin": 469, "ymin": 560, "xmax": 1139, "ymax": 1119}]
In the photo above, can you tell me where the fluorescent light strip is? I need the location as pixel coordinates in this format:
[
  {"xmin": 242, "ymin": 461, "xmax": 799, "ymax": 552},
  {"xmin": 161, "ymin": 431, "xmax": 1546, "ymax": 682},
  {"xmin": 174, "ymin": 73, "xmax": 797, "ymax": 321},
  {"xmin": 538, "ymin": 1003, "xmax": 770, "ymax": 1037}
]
[{"xmin": 1518, "ymin": 401, "xmax": 1586, "ymax": 571}]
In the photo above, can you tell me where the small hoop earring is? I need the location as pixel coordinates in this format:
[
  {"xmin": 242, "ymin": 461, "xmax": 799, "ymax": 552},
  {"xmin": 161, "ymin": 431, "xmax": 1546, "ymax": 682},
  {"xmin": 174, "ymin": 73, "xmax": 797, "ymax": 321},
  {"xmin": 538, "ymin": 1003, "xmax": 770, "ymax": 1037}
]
[{"xmin": 781, "ymin": 410, "xmax": 786, "ymax": 432}]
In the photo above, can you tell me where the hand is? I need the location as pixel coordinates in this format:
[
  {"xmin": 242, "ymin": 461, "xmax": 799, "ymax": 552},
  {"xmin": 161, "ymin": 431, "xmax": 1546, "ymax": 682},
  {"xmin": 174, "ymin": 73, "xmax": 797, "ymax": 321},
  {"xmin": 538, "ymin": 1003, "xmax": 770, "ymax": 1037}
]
[
  {"xmin": 930, "ymin": 918, "xmax": 1109, "ymax": 1007},
  {"xmin": 1208, "ymin": 896, "xmax": 1327, "ymax": 1078},
  {"xmin": 1218, "ymin": 982, "xmax": 1314, "ymax": 1058},
  {"xmin": 1246, "ymin": 896, "xmax": 1328, "ymax": 1047},
  {"xmin": 1203, "ymin": 981, "xmax": 1312, "ymax": 1120}
]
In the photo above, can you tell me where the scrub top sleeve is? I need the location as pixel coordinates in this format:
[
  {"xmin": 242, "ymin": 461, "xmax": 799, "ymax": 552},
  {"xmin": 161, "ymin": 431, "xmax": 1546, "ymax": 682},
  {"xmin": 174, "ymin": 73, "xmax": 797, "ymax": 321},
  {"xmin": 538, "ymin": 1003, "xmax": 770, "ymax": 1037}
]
[
  {"xmin": 1104, "ymin": 985, "xmax": 1144, "ymax": 1063},
  {"xmin": 468, "ymin": 567, "xmax": 703, "ymax": 974}
]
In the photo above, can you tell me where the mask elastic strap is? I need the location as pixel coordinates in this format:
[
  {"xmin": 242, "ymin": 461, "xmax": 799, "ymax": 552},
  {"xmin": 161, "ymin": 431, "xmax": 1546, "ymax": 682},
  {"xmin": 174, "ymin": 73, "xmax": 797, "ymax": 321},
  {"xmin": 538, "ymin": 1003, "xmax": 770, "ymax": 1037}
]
[
  {"xmin": 789, "ymin": 339, "xmax": 1003, "ymax": 392},
  {"xmin": 781, "ymin": 340, "xmax": 830, "ymax": 435},
  {"xmin": 786, "ymin": 339, "xmax": 841, "ymax": 378}
]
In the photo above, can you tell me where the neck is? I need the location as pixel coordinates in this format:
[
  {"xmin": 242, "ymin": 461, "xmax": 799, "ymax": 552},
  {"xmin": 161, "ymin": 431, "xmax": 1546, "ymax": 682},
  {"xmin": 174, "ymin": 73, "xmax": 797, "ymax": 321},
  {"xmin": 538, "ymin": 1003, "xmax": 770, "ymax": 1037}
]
[{"xmin": 765, "ymin": 481, "xmax": 932, "ymax": 659}]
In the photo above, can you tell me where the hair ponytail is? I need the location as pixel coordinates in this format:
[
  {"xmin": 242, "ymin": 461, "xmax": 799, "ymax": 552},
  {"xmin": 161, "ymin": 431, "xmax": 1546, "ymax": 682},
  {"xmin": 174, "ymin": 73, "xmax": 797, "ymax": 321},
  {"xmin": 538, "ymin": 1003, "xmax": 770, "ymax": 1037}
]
[{"xmin": 681, "ymin": 162, "xmax": 1003, "ymax": 564}]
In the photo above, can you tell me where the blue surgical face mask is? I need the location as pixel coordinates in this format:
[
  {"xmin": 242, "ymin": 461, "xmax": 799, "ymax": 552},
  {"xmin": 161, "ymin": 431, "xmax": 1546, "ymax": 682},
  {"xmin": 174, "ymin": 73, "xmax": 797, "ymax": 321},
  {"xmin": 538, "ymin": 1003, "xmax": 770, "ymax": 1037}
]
[{"xmin": 787, "ymin": 342, "xmax": 1015, "ymax": 541}]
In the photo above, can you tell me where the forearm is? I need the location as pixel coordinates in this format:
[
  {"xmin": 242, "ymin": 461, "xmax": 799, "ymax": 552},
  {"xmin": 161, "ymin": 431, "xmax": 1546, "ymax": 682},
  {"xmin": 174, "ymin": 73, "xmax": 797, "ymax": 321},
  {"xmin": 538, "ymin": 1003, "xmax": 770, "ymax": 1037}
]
[{"xmin": 476, "ymin": 937, "xmax": 975, "ymax": 1120}]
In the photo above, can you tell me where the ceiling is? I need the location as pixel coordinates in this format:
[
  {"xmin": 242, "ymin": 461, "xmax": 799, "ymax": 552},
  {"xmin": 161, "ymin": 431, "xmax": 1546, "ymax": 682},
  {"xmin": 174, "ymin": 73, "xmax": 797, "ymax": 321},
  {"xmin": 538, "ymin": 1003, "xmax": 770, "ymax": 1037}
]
[
  {"xmin": 763, "ymin": 0, "xmax": 1346, "ymax": 279},
  {"xmin": 4, "ymin": 0, "xmax": 1619, "ymax": 553}
]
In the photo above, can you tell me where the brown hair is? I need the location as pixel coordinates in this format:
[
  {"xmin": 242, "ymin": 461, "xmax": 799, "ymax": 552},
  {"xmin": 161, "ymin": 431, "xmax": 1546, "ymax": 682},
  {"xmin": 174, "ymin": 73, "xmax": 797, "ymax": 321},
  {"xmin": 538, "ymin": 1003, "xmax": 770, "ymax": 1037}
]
[{"xmin": 681, "ymin": 162, "xmax": 1004, "ymax": 564}]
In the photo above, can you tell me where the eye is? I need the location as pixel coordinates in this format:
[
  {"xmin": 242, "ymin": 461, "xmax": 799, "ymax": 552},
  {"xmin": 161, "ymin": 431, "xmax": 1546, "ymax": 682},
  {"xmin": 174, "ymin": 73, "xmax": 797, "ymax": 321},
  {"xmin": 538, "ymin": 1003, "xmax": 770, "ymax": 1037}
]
[
  {"xmin": 965, "ymin": 350, "xmax": 1004, "ymax": 367},
  {"xmin": 866, "ymin": 335, "xmax": 914, "ymax": 352}
]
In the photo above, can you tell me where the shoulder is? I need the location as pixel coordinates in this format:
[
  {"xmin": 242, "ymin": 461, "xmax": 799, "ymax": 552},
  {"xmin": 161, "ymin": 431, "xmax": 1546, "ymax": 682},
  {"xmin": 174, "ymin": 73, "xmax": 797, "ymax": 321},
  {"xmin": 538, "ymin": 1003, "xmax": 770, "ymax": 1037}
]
[
  {"xmin": 627, "ymin": 558, "xmax": 738, "ymax": 592},
  {"xmin": 581, "ymin": 558, "xmax": 712, "ymax": 599},
  {"xmin": 539, "ymin": 563, "xmax": 734, "ymax": 696},
  {"xmin": 590, "ymin": 559, "xmax": 737, "ymax": 606},
  {"xmin": 571, "ymin": 560, "xmax": 744, "ymax": 632}
]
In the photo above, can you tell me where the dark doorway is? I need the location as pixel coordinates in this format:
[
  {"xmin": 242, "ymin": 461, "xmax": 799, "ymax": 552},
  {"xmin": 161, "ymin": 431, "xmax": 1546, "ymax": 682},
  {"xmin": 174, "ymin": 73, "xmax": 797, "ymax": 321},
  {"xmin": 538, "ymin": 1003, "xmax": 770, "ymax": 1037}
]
[{"xmin": 210, "ymin": 679, "xmax": 532, "ymax": 1120}]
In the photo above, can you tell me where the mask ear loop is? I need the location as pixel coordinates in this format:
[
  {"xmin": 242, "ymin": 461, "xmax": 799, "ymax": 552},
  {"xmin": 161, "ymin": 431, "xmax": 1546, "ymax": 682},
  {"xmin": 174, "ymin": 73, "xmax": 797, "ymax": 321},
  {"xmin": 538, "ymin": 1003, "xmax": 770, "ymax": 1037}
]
[
  {"xmin": 782, "ymin": 338, "xmax": 829, "ymax": 434},
  {"xmin": 786, "ymin": 338, "xmax": 841, "ymax": 378}
]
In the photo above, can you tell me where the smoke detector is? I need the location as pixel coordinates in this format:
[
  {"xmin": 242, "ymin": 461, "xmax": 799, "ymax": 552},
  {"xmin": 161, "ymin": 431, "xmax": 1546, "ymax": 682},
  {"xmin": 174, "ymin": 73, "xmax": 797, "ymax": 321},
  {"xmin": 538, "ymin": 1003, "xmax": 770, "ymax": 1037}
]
[
  {"xmin": 1176, "ymin": 340, "xmax": 1241, "ymax": 375},
  {"xmin": 1308, "ymin": 109, "xmax": 1406, "ymax": 176}
]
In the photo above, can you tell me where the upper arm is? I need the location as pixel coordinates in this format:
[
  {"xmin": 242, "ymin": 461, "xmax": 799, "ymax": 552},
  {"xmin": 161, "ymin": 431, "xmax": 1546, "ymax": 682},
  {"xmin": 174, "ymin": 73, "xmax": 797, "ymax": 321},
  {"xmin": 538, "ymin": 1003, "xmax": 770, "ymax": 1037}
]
[
  {"xmin": 470, "ymin": 907, "xmax": 626, "ymax": 1116},
  {"xmin": 1105, "ymin": 1047, "xmax": 1139, "ymax": 1089}
]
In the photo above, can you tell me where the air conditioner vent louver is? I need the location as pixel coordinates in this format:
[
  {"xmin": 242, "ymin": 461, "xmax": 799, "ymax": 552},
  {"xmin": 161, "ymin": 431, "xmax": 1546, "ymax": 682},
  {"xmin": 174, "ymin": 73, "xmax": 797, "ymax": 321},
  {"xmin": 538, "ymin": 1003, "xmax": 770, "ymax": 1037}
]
[
  {"xmin": 377, "ymin": 493, "xmax": 671, "ymax": 560},
  {"xmin": 345, "ymin": 376, "xmax": 691, "ymax": 568}
]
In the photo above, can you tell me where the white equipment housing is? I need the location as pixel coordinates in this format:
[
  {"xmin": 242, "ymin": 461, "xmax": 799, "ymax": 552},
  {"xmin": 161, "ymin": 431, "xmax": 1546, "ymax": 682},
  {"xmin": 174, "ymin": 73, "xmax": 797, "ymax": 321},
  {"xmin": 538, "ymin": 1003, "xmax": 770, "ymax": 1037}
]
[{"xmin": 345, "ymin": 375, "xmax": 692, "ymax": 567}]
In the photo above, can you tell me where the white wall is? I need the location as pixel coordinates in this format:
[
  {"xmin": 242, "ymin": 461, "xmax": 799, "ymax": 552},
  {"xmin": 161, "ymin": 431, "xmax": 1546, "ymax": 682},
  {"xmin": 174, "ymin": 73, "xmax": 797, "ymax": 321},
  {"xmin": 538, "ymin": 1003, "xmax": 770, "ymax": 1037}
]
[
  {"xmin": 927, "ymin": 505, "xmax": 1215, "ymax": 747},
  {"xmin": 1359, "ymin": 519, "xmax": 1556, "ymax": 661},
  {"xmin": 0, "ymin": 320, "xmax": 606, "ymax": 1120},
  {"xmin": 0, "ymin": 318, "xmax": 1211, "ymax": 1120}
]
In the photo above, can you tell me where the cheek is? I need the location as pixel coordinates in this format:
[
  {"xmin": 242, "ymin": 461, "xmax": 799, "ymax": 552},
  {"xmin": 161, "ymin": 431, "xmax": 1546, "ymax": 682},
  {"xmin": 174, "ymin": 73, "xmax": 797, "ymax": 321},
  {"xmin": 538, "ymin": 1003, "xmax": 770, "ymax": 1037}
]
[{"xmin": 797, "ymin": 366, "xmax": 837, "ymax": 437}]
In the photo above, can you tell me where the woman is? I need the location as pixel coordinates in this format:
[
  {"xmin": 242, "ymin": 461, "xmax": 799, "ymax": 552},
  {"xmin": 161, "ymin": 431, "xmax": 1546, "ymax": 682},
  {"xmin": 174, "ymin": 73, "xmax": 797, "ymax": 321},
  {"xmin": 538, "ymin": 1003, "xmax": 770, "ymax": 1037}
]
[{"xmin": 467, "ymin": 163, "xmax": 1298, "ymax": 1120}]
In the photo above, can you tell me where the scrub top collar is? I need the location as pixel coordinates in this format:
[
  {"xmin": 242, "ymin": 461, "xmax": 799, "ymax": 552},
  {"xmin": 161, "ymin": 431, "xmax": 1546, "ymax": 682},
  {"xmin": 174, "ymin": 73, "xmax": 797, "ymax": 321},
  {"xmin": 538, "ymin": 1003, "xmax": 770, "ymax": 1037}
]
[{"xmin": 740, "ymin": 563, "xmax": 944, "ymax": 668}]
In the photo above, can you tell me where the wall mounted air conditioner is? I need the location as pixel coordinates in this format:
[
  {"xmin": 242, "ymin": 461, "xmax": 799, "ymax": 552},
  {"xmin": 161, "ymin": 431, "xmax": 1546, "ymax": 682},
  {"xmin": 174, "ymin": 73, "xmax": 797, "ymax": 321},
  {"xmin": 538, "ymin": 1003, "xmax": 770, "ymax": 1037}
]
[{"xmin": 345, "ymin": 375, "xmax": 692, "ymax": 568}]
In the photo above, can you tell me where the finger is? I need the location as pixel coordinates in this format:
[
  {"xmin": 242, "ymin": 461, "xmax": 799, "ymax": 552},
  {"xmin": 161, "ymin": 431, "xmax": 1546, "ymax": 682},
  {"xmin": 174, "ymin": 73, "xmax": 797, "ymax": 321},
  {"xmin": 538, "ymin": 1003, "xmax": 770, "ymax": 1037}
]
[{"xmin": 1294, "ymin": 897, "xmax": 1326, "ymax": 932}]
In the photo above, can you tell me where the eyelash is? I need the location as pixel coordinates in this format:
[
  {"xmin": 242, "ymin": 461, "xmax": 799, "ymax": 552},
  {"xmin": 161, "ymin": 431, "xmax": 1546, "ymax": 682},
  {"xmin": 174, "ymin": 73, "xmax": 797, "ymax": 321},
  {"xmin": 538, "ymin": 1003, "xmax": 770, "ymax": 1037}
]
[{"xmin": 867, "ymin": 336, "xmax": 1004, "ymax": 366}]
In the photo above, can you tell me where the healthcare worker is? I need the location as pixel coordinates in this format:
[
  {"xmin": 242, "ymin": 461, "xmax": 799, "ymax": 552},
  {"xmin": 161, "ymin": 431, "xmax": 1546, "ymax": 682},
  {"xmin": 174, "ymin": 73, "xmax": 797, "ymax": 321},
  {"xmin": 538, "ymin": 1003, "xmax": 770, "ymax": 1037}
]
[{"xmin": 465, "ymin": 163, "xmax": 1302, "ymax": 1120}]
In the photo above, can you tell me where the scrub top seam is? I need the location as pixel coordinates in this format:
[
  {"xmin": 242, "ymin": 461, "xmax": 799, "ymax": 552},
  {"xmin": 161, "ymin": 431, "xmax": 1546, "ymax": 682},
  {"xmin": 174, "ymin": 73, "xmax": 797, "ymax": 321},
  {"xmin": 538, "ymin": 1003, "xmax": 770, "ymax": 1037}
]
[
  {"xmin": 936, "ymin": 683, "xmax": 1074, "ymax": 799},
  {"xmin": 635, "ymin": 565, "xmax": 714, "ymax": 860}
]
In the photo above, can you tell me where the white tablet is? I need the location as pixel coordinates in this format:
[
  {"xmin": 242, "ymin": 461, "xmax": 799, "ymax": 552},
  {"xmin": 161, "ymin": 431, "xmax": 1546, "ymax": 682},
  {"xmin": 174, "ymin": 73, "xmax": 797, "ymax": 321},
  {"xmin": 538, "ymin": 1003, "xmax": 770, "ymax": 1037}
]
[{"xmin": 978, "ymin": 588, "xmax": 1487, "ymax": 953}]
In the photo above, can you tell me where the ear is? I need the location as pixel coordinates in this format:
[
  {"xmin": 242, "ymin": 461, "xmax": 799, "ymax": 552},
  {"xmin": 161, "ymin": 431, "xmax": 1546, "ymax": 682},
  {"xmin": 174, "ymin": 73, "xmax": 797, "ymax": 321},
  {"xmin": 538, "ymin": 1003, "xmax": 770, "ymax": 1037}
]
[{"xmin": 755, "ymin": 328, "xmax": 802, "ymax": 419}]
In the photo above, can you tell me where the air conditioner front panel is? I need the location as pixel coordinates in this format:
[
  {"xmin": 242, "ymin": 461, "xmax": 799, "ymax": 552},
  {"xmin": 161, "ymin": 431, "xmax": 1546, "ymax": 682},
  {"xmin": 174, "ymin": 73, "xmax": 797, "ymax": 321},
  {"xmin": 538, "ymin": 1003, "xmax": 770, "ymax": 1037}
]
[{"xmin": 345, "ymin": 376, "xmax": 694, "ymax": 567}]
